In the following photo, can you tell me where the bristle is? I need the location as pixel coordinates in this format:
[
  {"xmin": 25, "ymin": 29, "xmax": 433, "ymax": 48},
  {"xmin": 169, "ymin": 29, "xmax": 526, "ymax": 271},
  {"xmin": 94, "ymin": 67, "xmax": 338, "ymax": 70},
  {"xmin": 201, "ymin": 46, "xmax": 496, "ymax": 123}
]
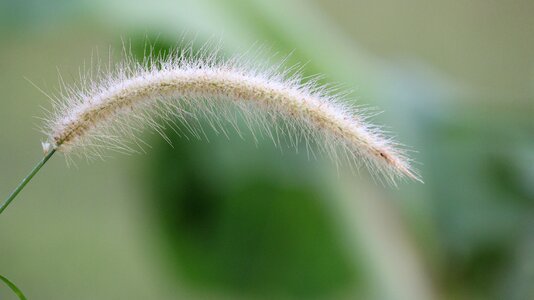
[{"xmin": 42, "ymin": 45, "xmax": 421, "ymax": 184}]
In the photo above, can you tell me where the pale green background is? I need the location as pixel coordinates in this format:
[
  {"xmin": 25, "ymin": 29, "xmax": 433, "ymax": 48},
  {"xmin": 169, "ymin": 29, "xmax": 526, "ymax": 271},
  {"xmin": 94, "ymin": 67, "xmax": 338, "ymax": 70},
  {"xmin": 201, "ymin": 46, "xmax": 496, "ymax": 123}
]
[{"xmin": 0, "ymin": 0, "xmax": 533, "ymax": 299}]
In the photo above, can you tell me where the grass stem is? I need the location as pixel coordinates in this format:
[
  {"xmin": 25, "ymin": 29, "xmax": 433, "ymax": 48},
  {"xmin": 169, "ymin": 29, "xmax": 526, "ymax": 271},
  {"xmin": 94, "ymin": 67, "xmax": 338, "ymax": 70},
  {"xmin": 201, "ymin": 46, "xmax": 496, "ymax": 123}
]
[
  {"xmin": 0, "ymin": 274, "xmax": 27, "ymax": 300},
  {"xmin": 0, "ymin": 149, "xmax": 56, "ymax": 215}
]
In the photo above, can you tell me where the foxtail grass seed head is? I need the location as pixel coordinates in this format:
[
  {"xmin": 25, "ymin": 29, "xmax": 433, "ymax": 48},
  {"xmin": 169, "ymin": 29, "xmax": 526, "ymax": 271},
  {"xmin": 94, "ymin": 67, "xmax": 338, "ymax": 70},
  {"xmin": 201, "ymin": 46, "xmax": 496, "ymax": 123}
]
[{"xmin": 41, "ymin": 44, "xmax": 421, "ymax": 184}]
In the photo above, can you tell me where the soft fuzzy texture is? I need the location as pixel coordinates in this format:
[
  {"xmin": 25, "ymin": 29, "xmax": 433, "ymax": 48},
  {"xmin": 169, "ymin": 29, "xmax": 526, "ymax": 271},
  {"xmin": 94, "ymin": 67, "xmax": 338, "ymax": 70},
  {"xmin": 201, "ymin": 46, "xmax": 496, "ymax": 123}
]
[{"xmin": 42, "ymin": 44, "xmax": 421, "ymax": 184}]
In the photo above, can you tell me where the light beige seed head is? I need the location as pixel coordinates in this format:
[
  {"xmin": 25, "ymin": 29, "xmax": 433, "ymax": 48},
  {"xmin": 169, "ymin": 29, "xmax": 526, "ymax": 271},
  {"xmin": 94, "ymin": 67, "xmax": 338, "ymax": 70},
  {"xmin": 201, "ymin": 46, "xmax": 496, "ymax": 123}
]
[{"xmin": 43, "ymin": 45, "xmax": 421, "ymax": 184}]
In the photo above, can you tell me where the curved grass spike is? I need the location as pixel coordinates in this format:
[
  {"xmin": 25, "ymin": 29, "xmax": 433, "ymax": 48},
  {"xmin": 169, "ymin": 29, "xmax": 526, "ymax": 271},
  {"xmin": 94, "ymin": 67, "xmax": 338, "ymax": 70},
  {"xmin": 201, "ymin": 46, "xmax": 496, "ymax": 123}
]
[{"xmin": 1, "ymin": 42, "xmax": 421, "ymax": 215}]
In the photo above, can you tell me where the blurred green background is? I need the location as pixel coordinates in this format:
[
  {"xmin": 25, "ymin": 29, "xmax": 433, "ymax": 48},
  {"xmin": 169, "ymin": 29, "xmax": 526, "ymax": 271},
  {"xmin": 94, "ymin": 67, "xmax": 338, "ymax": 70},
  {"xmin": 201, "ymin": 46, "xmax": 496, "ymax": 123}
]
[{"xmin": 0, "ymin": 0, "xmax": 533, "ymax": 299}]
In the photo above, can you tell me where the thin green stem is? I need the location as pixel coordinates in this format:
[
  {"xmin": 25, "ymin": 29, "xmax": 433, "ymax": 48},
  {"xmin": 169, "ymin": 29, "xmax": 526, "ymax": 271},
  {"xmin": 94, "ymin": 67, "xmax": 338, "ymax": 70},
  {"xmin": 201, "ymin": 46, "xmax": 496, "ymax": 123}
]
[
  {"xmin": 0, "ymin": 274, "xmax": 27, "ymax": 300},
  {"xmin": 0, "ymin": 149, "xmax": 56, "ymax": 215}
]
